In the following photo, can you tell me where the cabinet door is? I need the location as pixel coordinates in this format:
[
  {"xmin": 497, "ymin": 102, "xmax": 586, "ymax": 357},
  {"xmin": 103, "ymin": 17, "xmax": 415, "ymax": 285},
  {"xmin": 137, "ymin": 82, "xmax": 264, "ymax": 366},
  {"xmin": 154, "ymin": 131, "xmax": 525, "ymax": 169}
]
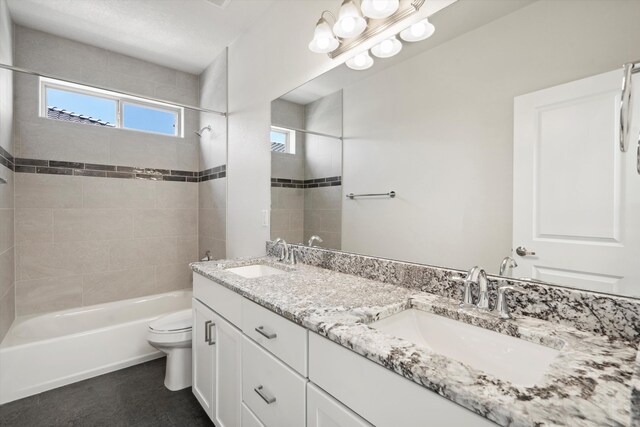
[
  {"xmin": 242, "ymin": 402, "xmax": 266, "ymax": 427},
  {"xmin": 192, "ymin": 299, "xmax": 216, "ymax": 421},
  {"xmin": 307, "ymin": 383, "xmax": 373, "ymax": 427},
  {"xmin": 213, "ymin": 312, "xmax": 242, "ymax": 427}
]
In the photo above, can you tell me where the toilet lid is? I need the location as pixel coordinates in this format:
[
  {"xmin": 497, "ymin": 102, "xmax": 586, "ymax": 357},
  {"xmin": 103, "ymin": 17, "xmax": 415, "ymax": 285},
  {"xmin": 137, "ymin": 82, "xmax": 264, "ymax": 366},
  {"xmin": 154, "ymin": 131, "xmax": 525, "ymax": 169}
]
[{"xmin": 149, "ymin": 309, "xmax": 192, "ymax": 332}]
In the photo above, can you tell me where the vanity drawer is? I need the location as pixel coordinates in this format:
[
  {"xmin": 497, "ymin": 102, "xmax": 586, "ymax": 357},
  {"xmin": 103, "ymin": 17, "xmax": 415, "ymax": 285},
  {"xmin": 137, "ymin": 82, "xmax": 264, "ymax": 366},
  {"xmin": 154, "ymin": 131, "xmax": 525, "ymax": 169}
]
[
  {"xmin": 193, "ymin": 272, "xmax": 242, "ymax": 326},
  {"xmin": 241, "ymin": 298, "xmax": 308, "ymax": 375},
  {"xmin": 242, "ymin": 336, "xmax": 307, "ymax": 427},
  {"xmin": 242, "ymin": 402, "xmax": 265, "ymax": 427}
]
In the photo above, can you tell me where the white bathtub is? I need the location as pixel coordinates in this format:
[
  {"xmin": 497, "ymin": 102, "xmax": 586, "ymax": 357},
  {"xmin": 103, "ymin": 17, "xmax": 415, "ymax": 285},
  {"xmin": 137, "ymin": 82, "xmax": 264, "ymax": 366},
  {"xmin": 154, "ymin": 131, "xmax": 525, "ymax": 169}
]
[{"xmin": 0, "ymin": 290, "xmax": 192, "ymax": 404}]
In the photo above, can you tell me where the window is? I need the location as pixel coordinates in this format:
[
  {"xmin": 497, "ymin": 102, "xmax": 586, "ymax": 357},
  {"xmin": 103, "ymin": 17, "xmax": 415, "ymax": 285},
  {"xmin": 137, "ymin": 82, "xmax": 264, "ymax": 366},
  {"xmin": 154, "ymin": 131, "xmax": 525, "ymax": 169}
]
[
  {"xmin": 40, "ymin": 77, "xmax": 183, "ymax": 137},
  {"xmin": 270, "ymin": 126, "xmax": 296, "ymax": 154}
]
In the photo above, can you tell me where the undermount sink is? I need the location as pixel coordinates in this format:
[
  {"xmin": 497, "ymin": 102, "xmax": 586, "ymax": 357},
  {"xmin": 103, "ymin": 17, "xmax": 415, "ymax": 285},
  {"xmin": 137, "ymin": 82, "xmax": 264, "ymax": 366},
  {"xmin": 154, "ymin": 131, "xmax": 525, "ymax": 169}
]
[
  {"xmin": 226, "ymin": 264, "xmax": 288, "ymax": 279},
  {"xmin": 370, "ymin": 309, "xmax": 560, "ymax": 386}
]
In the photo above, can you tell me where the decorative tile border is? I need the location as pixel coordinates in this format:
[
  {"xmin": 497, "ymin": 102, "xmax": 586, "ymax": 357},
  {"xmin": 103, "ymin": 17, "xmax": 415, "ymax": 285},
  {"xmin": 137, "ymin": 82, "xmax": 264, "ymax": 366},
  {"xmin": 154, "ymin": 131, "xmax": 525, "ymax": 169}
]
[
  {"xmin": 8, "ymin": 157, "xmax": 226, "ymax": 183},
  {"xmin": 0, "ymin": 145, "xmax": 14, "ymax": 172},
  {"xmin": 271, "ymin": 175, "xmax": 341, "ymax": 189},
  {"xmin": 266, "ymin": 241, "xmax": 640, "ymax": 343}
]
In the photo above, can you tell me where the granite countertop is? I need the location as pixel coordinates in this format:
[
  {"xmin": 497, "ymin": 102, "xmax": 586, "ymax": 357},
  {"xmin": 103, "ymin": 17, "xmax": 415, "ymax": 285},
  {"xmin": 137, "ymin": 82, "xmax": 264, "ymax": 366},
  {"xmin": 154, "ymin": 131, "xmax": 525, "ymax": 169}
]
[{"xmin": 191, "ymin": 257, "xmax": 639, "ymax": 427}]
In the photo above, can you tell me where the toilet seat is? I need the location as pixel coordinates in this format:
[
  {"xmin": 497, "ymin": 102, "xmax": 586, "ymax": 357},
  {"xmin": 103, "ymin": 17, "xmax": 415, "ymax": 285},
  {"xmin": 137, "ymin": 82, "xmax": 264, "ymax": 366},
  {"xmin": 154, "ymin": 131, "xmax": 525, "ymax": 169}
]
[{"xmin": 149, "ymin": 309, "xmax": 192, "ymax": 333}]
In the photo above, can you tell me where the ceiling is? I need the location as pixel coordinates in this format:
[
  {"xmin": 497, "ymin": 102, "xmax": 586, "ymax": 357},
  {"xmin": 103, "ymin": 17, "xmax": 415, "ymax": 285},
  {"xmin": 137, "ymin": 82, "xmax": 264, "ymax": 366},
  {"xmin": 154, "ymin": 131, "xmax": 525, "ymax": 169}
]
[{"xmin": 6, "ymin": 0, "xmax": 275, "ymax": 75}]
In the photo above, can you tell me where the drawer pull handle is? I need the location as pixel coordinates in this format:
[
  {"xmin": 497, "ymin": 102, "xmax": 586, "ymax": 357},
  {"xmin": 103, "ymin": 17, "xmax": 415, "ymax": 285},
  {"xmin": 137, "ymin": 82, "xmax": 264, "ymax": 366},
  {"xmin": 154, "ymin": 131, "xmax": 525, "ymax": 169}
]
[
  {"xmin": 207, "ymin": 321, "xmax": 216, "ymax": 345},
  {"xmin": 255, "ymin": 326, "xmax": 277, "ymax": 340},
  {"xmin": 254, "ymin": 385, "xmax": 276, "ymax": 404},
  {"xmin": 204, "ymin": 320, "xmax": 212, "ymax": 343}
]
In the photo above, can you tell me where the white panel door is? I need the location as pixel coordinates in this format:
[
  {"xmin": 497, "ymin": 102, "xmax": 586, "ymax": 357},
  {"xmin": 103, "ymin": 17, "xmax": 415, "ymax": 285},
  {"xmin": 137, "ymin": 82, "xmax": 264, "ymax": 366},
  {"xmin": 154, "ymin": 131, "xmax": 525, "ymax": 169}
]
[
  {"xmin": 513, "ymin": 69, "xmax": 640, "ymax": 296},
  {"xmin": 214, "ymin": 311, "xmax": 242, "ymax": 427},
  {"xmin": 192, "ymin": 298, "xmax": 216, "ymax": 421}
]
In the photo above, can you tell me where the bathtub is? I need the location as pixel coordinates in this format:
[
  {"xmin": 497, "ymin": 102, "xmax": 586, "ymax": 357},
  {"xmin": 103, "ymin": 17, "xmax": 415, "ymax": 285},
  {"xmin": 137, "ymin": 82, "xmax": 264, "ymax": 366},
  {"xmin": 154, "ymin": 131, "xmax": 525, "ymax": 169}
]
[{"xmin": 0, "ymin": 290, "xmax": 191, "ymax": 404}]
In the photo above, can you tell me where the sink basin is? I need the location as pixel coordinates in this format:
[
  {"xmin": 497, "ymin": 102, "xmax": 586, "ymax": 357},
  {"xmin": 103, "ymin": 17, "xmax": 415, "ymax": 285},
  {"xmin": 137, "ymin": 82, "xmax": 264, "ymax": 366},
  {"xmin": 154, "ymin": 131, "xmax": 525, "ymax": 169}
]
[
  {"xmin": 226, "ymin": 264, "xmax": 288, "ymax": 279},
  {"xmin": 370, "ymin": 309, "xmax": 559, "ymax": 386}
]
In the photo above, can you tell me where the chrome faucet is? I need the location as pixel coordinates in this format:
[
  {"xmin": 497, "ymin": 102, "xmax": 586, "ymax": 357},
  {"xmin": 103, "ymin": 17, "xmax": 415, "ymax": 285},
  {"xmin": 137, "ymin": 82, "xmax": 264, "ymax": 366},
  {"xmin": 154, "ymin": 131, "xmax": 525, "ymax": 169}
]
[
  {"xmin": 308, "ymin": 235, "xmax": 323, "ymax": 247},
  {"xmin": 493, "ymin": 285, "xmax": 525, "ymax": 319},
  {"xmin": 273, "ymin": 238, "xmax": 296, "ymax": 265},
  {"xmin": 499, "ymin": 256, "xmax": 517, "ymax": 277},
  {"xmin": 453, "ymin": 266, "xmax": 490, "ymax": 311},
  {"xmin": 273, "ymin": 238, "xmax": 289, "ymax": 262}
]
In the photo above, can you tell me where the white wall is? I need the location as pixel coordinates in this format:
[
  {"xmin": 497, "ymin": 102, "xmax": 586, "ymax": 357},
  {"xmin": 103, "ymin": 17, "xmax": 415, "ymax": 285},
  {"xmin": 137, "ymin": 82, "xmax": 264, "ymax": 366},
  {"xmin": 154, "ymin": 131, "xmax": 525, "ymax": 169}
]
[
  {"xmin": 226, "ymin": 0, "xmax": 338, "ymax": 258},
  {"xmin": 341, "ymin": 0, "xmax": 640, "ymax": 272}
]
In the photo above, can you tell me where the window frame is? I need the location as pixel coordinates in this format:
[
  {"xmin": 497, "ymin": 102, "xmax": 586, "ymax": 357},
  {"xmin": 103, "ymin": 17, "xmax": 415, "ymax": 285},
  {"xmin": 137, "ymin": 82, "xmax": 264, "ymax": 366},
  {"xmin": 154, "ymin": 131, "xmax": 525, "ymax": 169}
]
[
  {"xmin": 40, "ymin": 77, "xmax": 184, "ymax": 138},
  {"xmin": 270, "ymin": 126, "xmax": 296, "ymax": 154}
]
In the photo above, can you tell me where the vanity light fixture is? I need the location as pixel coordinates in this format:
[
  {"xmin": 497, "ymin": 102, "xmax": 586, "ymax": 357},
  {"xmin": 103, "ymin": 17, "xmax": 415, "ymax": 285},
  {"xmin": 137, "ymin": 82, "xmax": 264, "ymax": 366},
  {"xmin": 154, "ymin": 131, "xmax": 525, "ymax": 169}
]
[
  {"xmin": 309, "ymin": 12, "xmax": 340, "ymax": 53},
  {"xmin": 361, "ymin": 0, "xmax": 400, "ymax": 19},
  {"xmin": 308, "ymin": 0, "xmax": 432, "ymax": 70},
  {"xmin": 333, "ymin": 0, "xmax": 367, "ymax": 38},
  {"xmin": 346, "ymin": 51, "xmax": 374, "ymax": 70},
  {"xmin": 371, "ymin": 35, "xmax": 402, "ymax": 58},
  {"xmin": 399, "ymin": 17, "xmax": 435, "ymax": 42}
]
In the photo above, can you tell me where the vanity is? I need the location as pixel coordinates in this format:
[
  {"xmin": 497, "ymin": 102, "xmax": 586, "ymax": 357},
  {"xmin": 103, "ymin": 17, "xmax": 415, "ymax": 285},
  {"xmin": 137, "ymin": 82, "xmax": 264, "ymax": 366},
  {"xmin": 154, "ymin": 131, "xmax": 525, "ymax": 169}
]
[{"xmin": 190, "ymin": 244, "xmax": 639, "ymax": 427}]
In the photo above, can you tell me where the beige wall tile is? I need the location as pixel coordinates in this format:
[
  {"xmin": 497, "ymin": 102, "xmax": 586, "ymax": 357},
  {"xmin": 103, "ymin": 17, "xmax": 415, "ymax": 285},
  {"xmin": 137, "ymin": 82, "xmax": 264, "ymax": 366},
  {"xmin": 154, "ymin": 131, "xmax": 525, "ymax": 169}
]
[
  {"xmin": 176, "ymin": 236, "xmax": 198, "ymax": 263},
  {"xmin": 0, "ymin": 168, "xmax": 13, "ymax": 209},
  {"xmin": 198, "ymin": 208, "xmax": 225, "ymax": 240},
  {"xmin": 134, "ymin": 208, "xmax": 196, "ymax": 238},
  {"xmin": 0, "ymin": 284, "xmax": 15, "ymax": 341},
  {"xmin": 15, "ymin": 174, "xmax": 82, "ymax": 209},
  {"xmin": 0, "ymin": 247, "xmax": 14, "ymax": 299},
  {"xmin": 16, "ymin": 275, "xmax": 83, "ymax": 316},
  {"xmin": 83, "ymin": 267, "xmax": 156, "ymax": 306},
  {"xmin": 17, "ymin": 241, "xmax": 109, "ymax": 281},
  {"xmin": 0, "ymin": 208, "xmax": 13, "ymax": 253},
  {"xmin": 53, "ymin": 208, "xmax": 133, "ymax": 242},
  {"xmin": 198, "ymin": 236, "xmax": 225, "ymax": 261},
  {"xmin": 199, "ymin": 179, "xmax": 226, "ymax": 209},
  {"xmin": 108, "ymin": 237, "xmax": 176, "ymax": 270},
  {"xmin": 82, "ymin": 178, "xmax": 156, "ymax": 209},
  {"xmin": 15, "ymin": 208, "xmax": 53, "ymax": 245},
  {"xmin": 156, "ymin": 181, "xmax": 197, "ymax": 208},
  {"xmin": 156, "ymin": 263, "xmax": 192, "ymax": 294}
]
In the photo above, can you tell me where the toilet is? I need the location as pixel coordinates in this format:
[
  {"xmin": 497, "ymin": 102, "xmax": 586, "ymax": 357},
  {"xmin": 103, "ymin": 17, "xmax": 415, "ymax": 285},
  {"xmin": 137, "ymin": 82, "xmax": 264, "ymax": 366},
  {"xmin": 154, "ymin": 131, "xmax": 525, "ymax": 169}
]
[{"xmin": 147, "ymin": 309, "xmax": 193, "ymax": 391}]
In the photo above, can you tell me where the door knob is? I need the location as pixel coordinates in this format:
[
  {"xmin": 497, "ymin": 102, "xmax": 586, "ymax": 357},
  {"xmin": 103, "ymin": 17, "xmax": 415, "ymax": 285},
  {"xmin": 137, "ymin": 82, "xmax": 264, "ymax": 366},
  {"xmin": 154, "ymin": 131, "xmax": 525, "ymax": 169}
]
[{"xmin": 515, "ymin": 246, "xmax": 536, "ymax": 257}]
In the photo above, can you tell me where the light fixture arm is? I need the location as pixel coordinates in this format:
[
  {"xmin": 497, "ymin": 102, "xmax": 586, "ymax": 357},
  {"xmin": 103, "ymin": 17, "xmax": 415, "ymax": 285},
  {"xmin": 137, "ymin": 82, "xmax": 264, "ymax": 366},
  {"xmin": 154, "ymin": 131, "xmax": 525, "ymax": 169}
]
[{"xmin": 320, "ymin": 10, "xmax": 337, "ymax": 25}]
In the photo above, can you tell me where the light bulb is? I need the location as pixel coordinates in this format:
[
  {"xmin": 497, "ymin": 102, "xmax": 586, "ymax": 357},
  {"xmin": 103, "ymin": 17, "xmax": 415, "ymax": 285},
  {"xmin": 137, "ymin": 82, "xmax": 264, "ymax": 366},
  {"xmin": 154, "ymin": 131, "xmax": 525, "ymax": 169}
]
[
  {"xmin": 372, "ymin": 0, "xmax": 387, "ymax": 11},
  {"xmin": 346, "ymin": 51, "xmax": 374, "ymax": 70},
  {"xmin": 399, "ymin": 18, "xmax": 435, "ymax": 42},
  {"xmin": 380, "ymin": 39, "xmax": 393, "ymax": 54},
  {"xmin": 316, "ymin": 37, "xmax": 330, "ymax": 50},
  {"xmin": 340, "ymin": 16, "xmax": 355, "ymax": 33},
  {"xmin": 410, "ymin": 22, "xmax": 426, "ymax": 38}
]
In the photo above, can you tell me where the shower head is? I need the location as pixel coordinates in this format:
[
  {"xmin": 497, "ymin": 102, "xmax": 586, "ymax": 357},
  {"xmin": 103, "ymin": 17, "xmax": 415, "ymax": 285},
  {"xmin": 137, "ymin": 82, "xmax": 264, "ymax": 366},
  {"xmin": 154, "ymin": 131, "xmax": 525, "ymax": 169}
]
[{"xmin": 195, "ymin": 125, "xmax": 212, "ymax": 136}]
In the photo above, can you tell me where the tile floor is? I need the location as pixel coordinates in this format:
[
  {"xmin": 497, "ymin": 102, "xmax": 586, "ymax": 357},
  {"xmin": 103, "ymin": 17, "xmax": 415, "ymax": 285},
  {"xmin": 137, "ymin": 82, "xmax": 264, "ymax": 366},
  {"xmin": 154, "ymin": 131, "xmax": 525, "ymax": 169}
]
[{"xmin": 0, "ymin": 358, "xmax": 211, "ymax": 426}]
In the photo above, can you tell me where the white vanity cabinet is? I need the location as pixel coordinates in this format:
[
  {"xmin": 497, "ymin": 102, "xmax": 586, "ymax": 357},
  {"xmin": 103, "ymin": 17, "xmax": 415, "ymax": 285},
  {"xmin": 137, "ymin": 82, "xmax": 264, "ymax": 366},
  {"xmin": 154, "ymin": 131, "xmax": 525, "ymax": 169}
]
[
  {"xmin": 307, "ymin": 383, "xmax": 373, "ymax": 427},
  {"xmin": 192, "ymin": 275, "xmax": 243, "ymax": 427},
  {"xmin": 193, "ymin": 272, "xmax": 496, "ymax": 427}
]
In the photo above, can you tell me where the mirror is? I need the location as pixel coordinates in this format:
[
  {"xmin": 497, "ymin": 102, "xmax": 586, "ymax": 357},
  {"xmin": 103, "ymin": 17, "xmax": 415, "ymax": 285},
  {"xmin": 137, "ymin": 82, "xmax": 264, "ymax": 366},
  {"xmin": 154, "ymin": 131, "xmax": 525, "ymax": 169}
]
[
  {"xmin": 270, "ymin": 0, "xmax": 640, "ymax": 299},
  {"xmin": 270, "ymin": 90, "xmax": 343, "ymax": 250}
]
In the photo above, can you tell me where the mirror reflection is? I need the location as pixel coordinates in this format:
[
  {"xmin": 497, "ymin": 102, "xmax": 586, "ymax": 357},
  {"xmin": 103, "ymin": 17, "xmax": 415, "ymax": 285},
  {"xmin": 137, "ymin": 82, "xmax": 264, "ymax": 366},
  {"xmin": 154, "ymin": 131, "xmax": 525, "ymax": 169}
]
[
  {"xmin": 271, "ymin": 0, "xmax": 640, "ymax": 299},
  {"xmin": 270, "ymin": 90, "xmax": 343, "ymax": 250}
]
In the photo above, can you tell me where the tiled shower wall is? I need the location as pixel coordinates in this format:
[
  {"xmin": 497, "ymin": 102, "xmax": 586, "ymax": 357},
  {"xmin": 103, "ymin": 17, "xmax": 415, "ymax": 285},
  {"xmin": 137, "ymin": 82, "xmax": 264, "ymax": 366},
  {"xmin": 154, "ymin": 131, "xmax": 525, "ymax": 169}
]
[
  {"xmin": 303, "ymin": 91, "xmax": 342, "ymax": 249},
  {"xmin": 198, "ymin": 48, "xmax": 227, "ymax": 261},
  {"xmin": 0, "ymin": 0, "xmax": 14, "ymax": 341},
  {"xmin": 271, "ymin": 99, "xmax": 305, "ymax": 244},
  {"xmin": 12, "ymin": 26, "xmax": 200, "ymax": 316}
]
